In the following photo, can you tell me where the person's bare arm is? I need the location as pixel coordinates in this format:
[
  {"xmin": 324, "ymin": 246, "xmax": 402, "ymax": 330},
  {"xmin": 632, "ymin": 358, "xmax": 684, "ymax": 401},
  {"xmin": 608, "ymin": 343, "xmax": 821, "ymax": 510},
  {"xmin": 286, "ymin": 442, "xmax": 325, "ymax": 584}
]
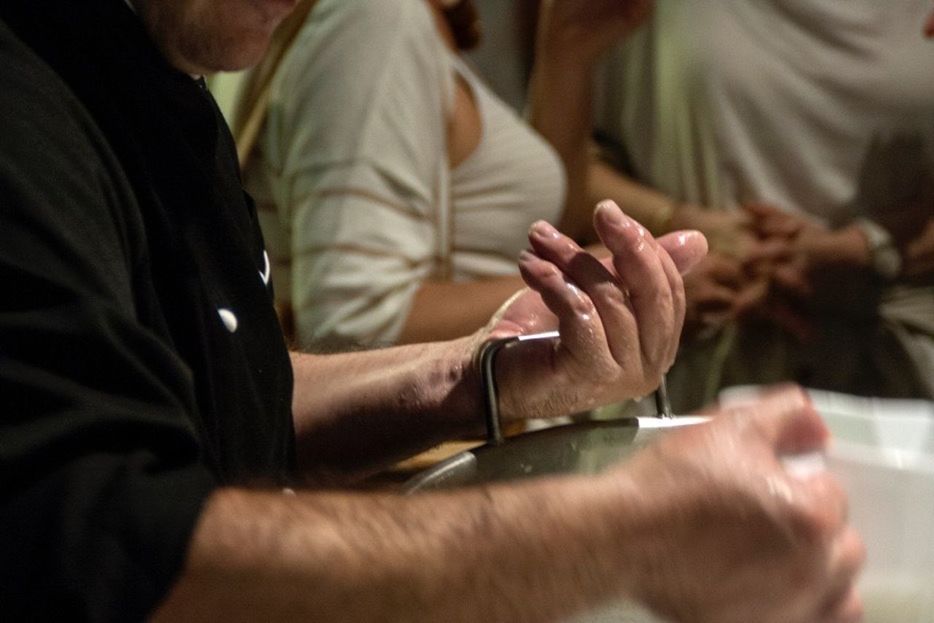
[
  {"xmin": 396, "ymin": 275, "xmax": 526, "ymax": 344},
  {"xmin": 153, "ymin": 388, "xmax": 863, "ymax": 623},
  {"xmin": 288, "ymin": 336, "xmax": 483, "ymax": 479},
  {"xmin": 588, "ymin": 158, "xmax": 677, "ymax": 235},
  {"xmin": 528, "ymin": 0, "xmax": 651, "ymax": 241},
  {"xmin": 289, "ymin": 201, "xmax": 705, "ymax": 479}
]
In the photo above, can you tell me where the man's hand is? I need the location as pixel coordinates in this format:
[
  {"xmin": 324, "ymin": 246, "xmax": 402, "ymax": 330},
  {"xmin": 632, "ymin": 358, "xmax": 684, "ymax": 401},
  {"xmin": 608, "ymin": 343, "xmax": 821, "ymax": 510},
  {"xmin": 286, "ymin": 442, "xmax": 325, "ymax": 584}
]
[
  {"xmin": 488, "ymin": 200, "xmax": 706, "ymax": 420},
  {"xmin": 609, "ymin": 386, "xmax": 865, "ymax": 623}
]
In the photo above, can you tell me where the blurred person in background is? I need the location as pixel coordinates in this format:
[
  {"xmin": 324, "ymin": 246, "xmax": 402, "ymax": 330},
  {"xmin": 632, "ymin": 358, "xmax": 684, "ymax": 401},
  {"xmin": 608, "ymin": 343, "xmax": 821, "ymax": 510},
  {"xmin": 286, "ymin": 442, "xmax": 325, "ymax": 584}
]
[
  {"xmin": 0, "ymin": 0, "xmax": 867, "ymax": 620},
  {"xmin": 232, "ymin": 0, "xmax": 650, "ymax": 349},
  {"xmin": 590, "ymin": 0, "xmax": 934, "ymax": 412}
]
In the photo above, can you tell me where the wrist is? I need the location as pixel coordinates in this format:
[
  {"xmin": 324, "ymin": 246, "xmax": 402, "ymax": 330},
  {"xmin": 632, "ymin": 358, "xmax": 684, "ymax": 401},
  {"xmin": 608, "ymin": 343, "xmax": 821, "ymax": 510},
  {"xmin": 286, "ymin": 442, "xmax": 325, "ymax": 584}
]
[
  {"xmin": 448, "ymin": 334, "xmax": 490, "ymax": 438},
  {"xmin": 850, "ymin": 219, "xmax": 902, "ymax": 280}
]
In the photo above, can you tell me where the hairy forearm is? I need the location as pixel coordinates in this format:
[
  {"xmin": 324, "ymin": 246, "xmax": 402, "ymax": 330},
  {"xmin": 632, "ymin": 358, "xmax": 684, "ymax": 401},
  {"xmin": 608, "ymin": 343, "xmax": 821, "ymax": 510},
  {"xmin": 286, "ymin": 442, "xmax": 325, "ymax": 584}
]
[
  {"xmin": 398, "ymin": 276, "xmax": 525, "ymax": 344},
  {"xmin": 289, "ymin": 337, "xmax": 484, "ymax": 478},
  {"xmin": 153, "ymin": 478, "xmax": 638, "ymax": 623}
]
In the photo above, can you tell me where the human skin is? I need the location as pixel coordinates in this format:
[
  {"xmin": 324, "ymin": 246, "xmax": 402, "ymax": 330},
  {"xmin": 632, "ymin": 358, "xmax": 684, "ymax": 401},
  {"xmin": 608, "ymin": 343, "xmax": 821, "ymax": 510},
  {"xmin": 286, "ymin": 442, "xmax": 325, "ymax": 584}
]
[
  {"xmin": 530, "ymin": 0, "xmax": 652, "ymax": 242},
  {"xmin": 589, "ymin": 163, "xmax": 783, "ymax": 338},
  {"xmin": 155, "ymin": 388, "xmax": 863, "ymax": 623},
  {"xmin": 289, "ymin": 202, "xmax": 703, "ymax": 477},
  {"xmin": 402, "ymin": 0, "xmax": 656, "ymax": 343},
  {"xmin": 130, "ymin": 0, "xmax": 300, "ymax": 74},
  {"xmin": 131, "ymin": 1, "xmax": 862, "ymax": 619}
]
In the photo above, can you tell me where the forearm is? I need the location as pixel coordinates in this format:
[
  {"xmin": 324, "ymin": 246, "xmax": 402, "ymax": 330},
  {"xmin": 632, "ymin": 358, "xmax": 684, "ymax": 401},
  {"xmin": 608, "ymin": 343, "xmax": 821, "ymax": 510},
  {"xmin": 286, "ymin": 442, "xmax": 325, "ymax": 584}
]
[
  {"xmin": 588, "ymin": 159, "xmax": 675, "ymax": 235},
  {"xmin": 528, "ymin": 46, "xmax": 597, "ymax": 241},
  {"xmin": 398, "ymin": 276, "xmax": 525, "ymax": 344},
  {"xmin": 289, "ymin": 337, "xmax": 484, "ymax": 478},
  {"xmin": 153, "ymin": 477, "xmax": 638, "ymax": 623}
]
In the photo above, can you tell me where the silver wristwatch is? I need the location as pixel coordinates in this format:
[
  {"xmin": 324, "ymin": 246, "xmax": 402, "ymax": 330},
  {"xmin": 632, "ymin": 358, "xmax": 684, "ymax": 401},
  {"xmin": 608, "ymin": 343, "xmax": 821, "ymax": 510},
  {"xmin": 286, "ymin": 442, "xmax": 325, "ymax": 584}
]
[{"xmin": 854, "ymin": 218, "xmax": 902, "ymax": 280}]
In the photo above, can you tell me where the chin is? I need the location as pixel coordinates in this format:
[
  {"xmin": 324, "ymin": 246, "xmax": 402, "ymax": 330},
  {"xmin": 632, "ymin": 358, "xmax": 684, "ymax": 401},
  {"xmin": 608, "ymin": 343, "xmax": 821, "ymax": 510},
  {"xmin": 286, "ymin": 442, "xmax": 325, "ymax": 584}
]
[
  {"xmin": 171, "ymin": 28, "xmax": 274, "ymax": 75},
  {"xmin": 211, "ymin": 38, "xmax": 272, "ymax": 72}
]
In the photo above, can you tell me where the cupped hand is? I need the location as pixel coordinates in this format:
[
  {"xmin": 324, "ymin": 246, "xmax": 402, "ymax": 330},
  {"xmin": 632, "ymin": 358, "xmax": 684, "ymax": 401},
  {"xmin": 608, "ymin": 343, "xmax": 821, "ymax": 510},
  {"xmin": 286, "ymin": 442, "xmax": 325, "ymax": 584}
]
[
  {"xmin": 679, "ymin": 252, "xmax": 771, "ymax": 338},
  {"xmin": 487, "ymin": 200, "xmax": 706, "ymax": 421},
  {"xmin": 612, "ymin": 386, "xmax": 864, "ymax": 623}
]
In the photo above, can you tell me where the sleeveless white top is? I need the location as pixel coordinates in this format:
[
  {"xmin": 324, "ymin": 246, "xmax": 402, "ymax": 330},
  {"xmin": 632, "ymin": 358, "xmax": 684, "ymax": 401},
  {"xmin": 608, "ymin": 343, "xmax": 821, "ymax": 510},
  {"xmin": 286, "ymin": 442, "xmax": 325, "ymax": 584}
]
[{"xmin": 244, "ymin": 0, "xmax": 566, "ymax": 347}]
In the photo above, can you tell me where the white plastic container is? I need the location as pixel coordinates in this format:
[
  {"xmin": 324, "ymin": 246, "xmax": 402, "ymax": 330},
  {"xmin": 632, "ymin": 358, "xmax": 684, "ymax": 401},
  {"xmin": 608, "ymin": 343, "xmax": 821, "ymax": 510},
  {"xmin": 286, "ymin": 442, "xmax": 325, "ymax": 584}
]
[
  {"xmin": 728, "ymin": 388, "xmax": 934, "ymax": 623},
  {"xmin": 815, "ymin": 391, "xmax": 934, "ymax": 623}
]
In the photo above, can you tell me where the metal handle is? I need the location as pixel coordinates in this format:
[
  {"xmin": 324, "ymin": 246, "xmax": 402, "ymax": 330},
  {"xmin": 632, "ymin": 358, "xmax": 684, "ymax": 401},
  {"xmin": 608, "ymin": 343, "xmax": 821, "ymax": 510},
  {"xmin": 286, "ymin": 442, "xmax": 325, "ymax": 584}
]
[
  {"xmin": 478, "ymin": 330, "xmax": 674, "ymax": 443},
  {"xmin": 478, "ymin": 331, "xmax": 559, "ymax": 444},
  {"xmin": 655, "ymin": 375, "xmax": 673, "ymax": 418}
]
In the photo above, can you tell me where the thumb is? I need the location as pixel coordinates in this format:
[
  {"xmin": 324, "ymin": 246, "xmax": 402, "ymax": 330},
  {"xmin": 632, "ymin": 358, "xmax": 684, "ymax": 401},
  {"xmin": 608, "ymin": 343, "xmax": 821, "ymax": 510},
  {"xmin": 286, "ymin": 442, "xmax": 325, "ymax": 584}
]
[
  {"xmin": 745, "ymin": 385, "xmax": 829, "ymax": 455},
  {"xmin": 658, "ymin": 230, "xmax": 708, "ymax": 276}
]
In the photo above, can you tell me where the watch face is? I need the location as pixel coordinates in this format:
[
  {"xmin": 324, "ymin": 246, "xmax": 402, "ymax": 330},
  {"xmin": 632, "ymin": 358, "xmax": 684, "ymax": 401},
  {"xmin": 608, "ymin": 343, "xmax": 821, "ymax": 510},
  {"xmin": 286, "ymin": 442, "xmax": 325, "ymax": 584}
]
[{"xmin": 875, "ymin": 246, "xmax": 902, "ymax": 280}]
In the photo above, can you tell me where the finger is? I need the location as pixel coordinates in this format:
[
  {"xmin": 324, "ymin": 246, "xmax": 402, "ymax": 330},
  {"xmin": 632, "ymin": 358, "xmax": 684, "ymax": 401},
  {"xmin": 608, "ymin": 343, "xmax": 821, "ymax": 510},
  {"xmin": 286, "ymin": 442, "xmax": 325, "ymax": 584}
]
[
  {"xmin": 818, "ymin": 528, "xmax": 865, "ymax": 623},
  {"xmin": 692, "ymin": 284, "xmax": 738, "ymax": 310},
  {"xmin": 704, "ymin": 253, "xmax": 744, "ymax": 288},
  {"xmin": 527, "ymin": 221, "xmax": 640, "ymax": 370},
  {"xmin": 744, "ymin": 237, "xmax": 794, "ymax": 265},
  {"xmin": 657, "ymin": 230, "xmax": 708, "ymax": 275},
  {"xmin": 744, "ymin": 203, "xmax": 805, "ymax": 237},
  {"xmin": 517, "ymin": 249, "xmax": 618, "ymax": 372},
  {"xmin": 732, "ymin": 279, "xmax": 770, "ymax": 316},
  {"xmin": 593, "ymin": 201, "xmax": 675, "ymax": 370},
  {"xmin": 773, "ymin": 264, "xmax": 813, "ymax": 299},
  {"xmin": 926, "ymin": 10, "xmax": 934, "ymax": 38},
  {"xmin": 655, "ymin": 236, "xmax": 686, "ymax": 367},
  {"xmin": 820, "ymin": 585, "xmax": 864, "ymax": 623},
  {"xmin": 744, "ymin": 385, "xmax": 829, "ymax": 454}
]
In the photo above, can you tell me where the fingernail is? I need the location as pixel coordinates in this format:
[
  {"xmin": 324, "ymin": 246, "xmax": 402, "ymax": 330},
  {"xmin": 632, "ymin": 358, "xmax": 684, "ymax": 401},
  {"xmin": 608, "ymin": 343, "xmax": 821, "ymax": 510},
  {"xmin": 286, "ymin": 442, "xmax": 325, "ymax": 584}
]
[
  {"xmin": 597, "ymin": 202, "xmax": 646, "ymax": 242},
  {"xmin": 595, "ymin": 200, "xmax": 625, "ymax": 226},
  {"xmin": 518, "ymin": 249, "xmax": 535, "ymax": 263},
  {"xmin": 530, "ymin": 220, "xmax": 560, "ymax": 240}
]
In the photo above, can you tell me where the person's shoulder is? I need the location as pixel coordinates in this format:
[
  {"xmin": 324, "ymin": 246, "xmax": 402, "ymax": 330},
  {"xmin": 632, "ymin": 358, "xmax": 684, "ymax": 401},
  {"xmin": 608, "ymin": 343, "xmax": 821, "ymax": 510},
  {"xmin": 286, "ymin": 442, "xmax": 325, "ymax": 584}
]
[
  {"xmin": 0, "ymin": 20, "xmax": 112, "ymax": 169},
  {"xmin": 312, "ymin": 0, "xmax": 434, "ymax": 30},
  {"xmin": 0, "ymin": 18, "xmax": 140, "ymax": 262},
  {"xmin": 301, "ymin": 0, "xmax": 439, "ymax": 56},
  {"xmin": 279, "ymin": 0, "xmax": 448, "ymax": 105}
]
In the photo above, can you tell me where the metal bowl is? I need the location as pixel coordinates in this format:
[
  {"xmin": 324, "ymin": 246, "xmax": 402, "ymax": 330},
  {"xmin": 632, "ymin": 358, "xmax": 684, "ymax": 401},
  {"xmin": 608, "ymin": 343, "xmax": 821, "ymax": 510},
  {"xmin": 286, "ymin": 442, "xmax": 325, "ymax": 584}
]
[
  {"xmin": 403, "ymin": 417, "xmax": 697, "ymax": 622},
  {"xmin": 403, "ymin": 418, "xmax": 683, "ymax": 493}
]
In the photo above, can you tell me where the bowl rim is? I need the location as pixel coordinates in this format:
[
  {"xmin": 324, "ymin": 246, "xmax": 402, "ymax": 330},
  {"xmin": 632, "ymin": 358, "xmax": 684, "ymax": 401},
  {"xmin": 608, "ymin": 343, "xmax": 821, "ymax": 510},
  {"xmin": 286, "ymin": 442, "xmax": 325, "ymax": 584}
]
[{"xmin": 829, "ymin": 439, "xmax": 934, "ymax": 475}]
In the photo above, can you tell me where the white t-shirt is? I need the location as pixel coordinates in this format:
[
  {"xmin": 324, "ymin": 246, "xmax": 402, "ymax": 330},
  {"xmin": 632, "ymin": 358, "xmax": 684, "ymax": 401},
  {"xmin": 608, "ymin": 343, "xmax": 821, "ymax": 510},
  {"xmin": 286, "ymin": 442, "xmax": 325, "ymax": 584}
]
[
  {"xmin": 595, "ymin": 0, "xmax": 934, "ymax": 406},
  {"xmin": 597, "ymin": 0, "xmax": 934, "ymax": 224},
  {"xmin": 244, "ymin": 0, "xmax": 565, "ymax": 347}
]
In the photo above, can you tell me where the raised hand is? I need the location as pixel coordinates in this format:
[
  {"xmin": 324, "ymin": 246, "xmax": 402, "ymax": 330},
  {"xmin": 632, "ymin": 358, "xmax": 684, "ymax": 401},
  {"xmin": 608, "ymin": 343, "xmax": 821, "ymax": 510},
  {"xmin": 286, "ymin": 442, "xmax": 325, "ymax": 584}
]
[
  {"xmin": 488, "ymin": 200, "xmax": 706, "ymax": 421},
  {"xmin": 537, "ymin": 0, "xmax": 654, "ymax": 67}
]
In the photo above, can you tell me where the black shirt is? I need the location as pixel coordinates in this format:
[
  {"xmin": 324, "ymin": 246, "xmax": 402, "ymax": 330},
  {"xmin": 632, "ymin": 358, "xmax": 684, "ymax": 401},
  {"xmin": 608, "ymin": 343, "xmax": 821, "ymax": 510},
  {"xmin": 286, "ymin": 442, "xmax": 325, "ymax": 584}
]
[{"xmin": 0, "ymin": 1, "xmax": 295, "ymax": 619}]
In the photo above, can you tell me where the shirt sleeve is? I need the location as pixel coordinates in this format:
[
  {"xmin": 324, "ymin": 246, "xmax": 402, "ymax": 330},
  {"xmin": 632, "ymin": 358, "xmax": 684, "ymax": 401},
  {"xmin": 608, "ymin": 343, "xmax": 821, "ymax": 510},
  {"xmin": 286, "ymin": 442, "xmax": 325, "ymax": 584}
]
[
  {"xmin": 265, "ymin": 0, "xmax": 453, "ymax": 347},
  {"xmin": 0, "ymin": 36, "xmax": 216, "ymax": 621}
]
